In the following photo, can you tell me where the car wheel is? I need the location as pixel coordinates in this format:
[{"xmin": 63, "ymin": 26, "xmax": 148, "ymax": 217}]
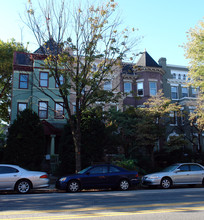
[
  {"xmin": 67, "ymin": 180, "xmax": 80, "ymax": 192},
  {"xmin": 119, "ymin": 179, "xmax": 129, "ymax": 191},
  {"xmin": 161, "ymin": 177, "xmax": 172, "ymax": 189},
  {"xmin": 15, "ymin": 180, "xmax": 31, "ymax": 194}
]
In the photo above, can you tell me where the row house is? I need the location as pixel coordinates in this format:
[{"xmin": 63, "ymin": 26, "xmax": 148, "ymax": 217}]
[{"xmin": 11, "ymin": 46, "xmax": 203, "ymax": 164}]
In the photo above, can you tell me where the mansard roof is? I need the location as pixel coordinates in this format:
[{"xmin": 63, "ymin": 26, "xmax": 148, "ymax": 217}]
[{"xmin": 136, "ymin": 51, "xmax": 160, "ymax": 68}]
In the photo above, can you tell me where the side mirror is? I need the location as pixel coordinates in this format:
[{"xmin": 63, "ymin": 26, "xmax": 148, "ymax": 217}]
[{"xmin": 174, "ymin": 169, "xmax": 180, "ymax": 173}]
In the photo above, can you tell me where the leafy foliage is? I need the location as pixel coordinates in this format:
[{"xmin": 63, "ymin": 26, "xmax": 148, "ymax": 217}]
[
  {"xmin": 4, "ymin": 109, "xmax": 45, "ymax": 170},
  {"xmin": 0, "ymin": 39, "xmax": 26, "ymax": 123}
]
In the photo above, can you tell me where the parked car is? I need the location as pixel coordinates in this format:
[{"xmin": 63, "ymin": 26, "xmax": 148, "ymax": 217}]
[
  {"xmin": 0, "ymin": 164, "xmax": 49, "ymax": 194},
  {"xmin": 56, "ymin": 164, "xmax": 140, "ymax": 192},
  {"xmin": 142, "ymin": 163, "xmax": 204, "ymax": 189}
]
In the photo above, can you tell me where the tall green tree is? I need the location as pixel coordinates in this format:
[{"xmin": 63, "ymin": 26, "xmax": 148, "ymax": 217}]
[
  {"xmin": 0, "ymin": 39, "xmax": 26, "ymax": 123},
  {"xmin": 184, "ymin": 18, "xmax": 204, "ymax": 96},
  {"xmin": 184, "ymin": 18, "xmax": 204, "ymax": 134},
  {"xmin": 25, "ymin": 0, "xmax": 140, "ymax": 172},
  {"xmin": 4, "ymin": 109, "xmax": 45, "ymax": 170}
]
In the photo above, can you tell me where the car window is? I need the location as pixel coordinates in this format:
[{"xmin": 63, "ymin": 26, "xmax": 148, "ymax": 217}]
[
  {"xmin": 179, "ymin": 165, "xmax": 189, "ymax": 172},
  {"xmin": 89, "ymin": 166, "xmax": 108, "ymax": 174},
  {"xmin": 0, "ymin": 166, "xmax": 19, "ymax": 174},
  {"xmin": 190, "ymin": 165, "xmax": 204, "ymax": 171},
  {"xmin": 109, "ymin": 166, "xmax": 121, "ymax": 173}
]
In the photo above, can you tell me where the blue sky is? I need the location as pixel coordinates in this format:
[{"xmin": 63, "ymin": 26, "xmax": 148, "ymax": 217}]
[{"xmin": 0, "ymin": 0, "xmax": 203, "ymax": 66}]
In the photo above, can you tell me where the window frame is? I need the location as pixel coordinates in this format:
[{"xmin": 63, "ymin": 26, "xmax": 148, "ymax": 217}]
[
  {"xmin": 38, "ymin": 101, "xmax": 48, "ymax": 119},
  {"xmin": 17, "ymin": 102, "xmax": 27, "ymax": 114},
  {"xmin": 55, "ymin": 75, "xmax": 64, "ymax": 88},
  {"xmin": 171, "ymin": 86, "xmax": 178, "ymax": 100},
  {"xmin": 39, "ymin": 72, "xmax": 49, "ymax": 88},
  {"xmin": 55, "ymin": 102, "xmax": 64, "ymax": 119},
  {"xmin": 124, "ymin": 82, "xmax": 132, "ymax": 94},
  {"xmin": 137, "ymin": 82, "xmax": 144, "ymax": 96},
  {"xmin": 181, "ymin": 87, "xmax": 188, "ymax": 98},
  {"xmin": 149, "ymin": 81, "xmax": 157, "ymax": 96},
  {"xmin": 19, "ymin": 73, "xmax": 29, "ymax": 89},
  {"xmin": 103, "ymin": 80, "xmax": 112, "ymax": 91}
]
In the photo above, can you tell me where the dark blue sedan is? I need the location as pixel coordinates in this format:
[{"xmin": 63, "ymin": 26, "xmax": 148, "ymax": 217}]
[{"xmin": 56, "ymin": 164, "xmax": 140, "ymax": 192}]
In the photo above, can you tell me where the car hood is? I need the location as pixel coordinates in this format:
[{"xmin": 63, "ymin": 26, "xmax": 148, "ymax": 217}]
[{"xmin": 144, "ymin": 171, "xmax": 172, "ymax": 177}]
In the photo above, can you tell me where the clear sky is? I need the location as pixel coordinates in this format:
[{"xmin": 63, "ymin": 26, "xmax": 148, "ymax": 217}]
[{"xmin": 0, "ymin": 0, "xmax": 203, "ymax": 66}]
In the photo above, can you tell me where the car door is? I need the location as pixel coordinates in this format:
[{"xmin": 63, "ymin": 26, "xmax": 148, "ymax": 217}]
[
  {"xmin": 173, "ymin": 165, "xmax": 190, "ymax": 184},
  {"xmin": 0, "ymin": 166, "xmax": 20, "ymax": 190},
  {"xmin": 106, "ymin": 165, "xmax": 122, "ymax": 187},
  {"xmin": 80, "ymin": 166, "xmax": 109, "ymax": 189},
  {"xmin": 188, "ymin": 164, "xmax": 204, "ymax": 183}
]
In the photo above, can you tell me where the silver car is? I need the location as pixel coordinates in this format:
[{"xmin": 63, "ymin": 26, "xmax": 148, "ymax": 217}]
[
  {"xmin": 0, "ymin": 164, "xmax": 49, "ymax": 193},
  {"xmin": 142, "ymin": 163, "xmax": 204, "ymax": 189}
]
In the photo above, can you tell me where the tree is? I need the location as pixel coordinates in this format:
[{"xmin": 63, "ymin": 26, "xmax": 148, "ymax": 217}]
[
  {"xmin": 4, "ymin": 109, "xmax": 45, "ymax": 170},
  {"xmin": 143, "ymin": 90, "xmax": 181, "ymax": 167},
  {"xmin": 58, "ymin": 108, "xmax": 117, "ymax": 174},
  {"xmin": 184, "ymin": 18, "xmax": 204, "ymax": 96},
  {"xmin": 0, "ymin": 39, "xmax": 26, "ymax": 123},
  {"xmin": 25, "ymin": 0, "xmax": 139, "ymax": 172},
  {"xmin": 184, "ymin": 18, "xmax": 204, "ymax": 133}
]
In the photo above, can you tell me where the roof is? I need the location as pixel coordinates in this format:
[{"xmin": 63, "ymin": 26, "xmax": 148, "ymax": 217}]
[
  {"xmin": 34, "ymin": 38, "xmax": 62, "ymax": 55},
  {"xmin": 136, "ymin": 51, "xmax": 161, "ymax": 68}
]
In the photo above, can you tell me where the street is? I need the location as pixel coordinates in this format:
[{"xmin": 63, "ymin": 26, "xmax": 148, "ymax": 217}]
[{"xmin": 1, "ymin": 187, "xmax": 204, "ymax": 219}]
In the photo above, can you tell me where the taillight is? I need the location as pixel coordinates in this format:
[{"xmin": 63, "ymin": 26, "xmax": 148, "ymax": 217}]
[
  {"xmin": 40, "ymin": 175, "xmax": 48, "ymax": 179},
  {"xmin": 135, "ymin": 174, "xmax": 138, "ymax": 178}
]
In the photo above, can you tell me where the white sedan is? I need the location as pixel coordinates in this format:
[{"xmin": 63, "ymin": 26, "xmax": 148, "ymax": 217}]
[
  {"xmin": 142, "ymin": 163, "xmax": 204, "ymax": 189},
  {"xmin": 0, "ymin": 164, "xmax": 49, "ymax": 193}
]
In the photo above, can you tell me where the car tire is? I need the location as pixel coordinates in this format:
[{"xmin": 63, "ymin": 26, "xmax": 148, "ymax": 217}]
[
  {"xmin": 67, "ymin": 180, "xmax": 80, "ymax": 192},
  {"xmin": 160, "ymin": 177, "xmax": 172, "ymax": 189},
  {"xmin": 15, "ymin": 180, "xmax": 31, "ymax": 194},
  {"xmin": 119, "ymin": 179, "xmax": 129, "ymax": 191}
]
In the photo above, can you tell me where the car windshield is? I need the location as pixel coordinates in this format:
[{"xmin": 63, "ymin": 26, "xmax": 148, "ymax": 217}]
[
  {"xmin": 78, "ymin": 166, "xmax": 91, "ymax": 174},
  {"xmin": 161, "ymin": 164, "xmax": 178, "ymax": 172}
]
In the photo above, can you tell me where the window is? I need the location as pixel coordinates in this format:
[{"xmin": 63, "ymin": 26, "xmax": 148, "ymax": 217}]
[
  {"xmin": 178, "ymin": 74, "xmax": 181, "ymax": 80},
  {"xmin": 170, "ymin": 111, "xmax": 177, "ymax": 125},
  {"xmin": 137, "ymin": 82, "xmax": 143, "ymax": 96},
  {"xmin": 149, "ymin": 82, "xmax": 157, "ymax": 96},
  {"xmin": 17, "ymin": 103, "xmax": 27, "ymax": 113},
  {"xmin": 0, "ymin": 166, "xmax": 19, "ymax": 174},
  {"xmin": 181, "ymin": 87, "xmax": 188, "ymax": 98},
  {"xmin": 173, "ymin": 73, "xmax": 176, "ymax": 79},
  {"xmin": 190, "ymin": 165, "xmax": 203, "ymax": 171},
  {"xmin": 179, "ymin": 165, "xmax": 189, "ymax": 172},
  {"xmin": 124, "ymin": 82, "xmax": 132, "ymax": 94},
  {"xmin": 183, "ymin": 75, "xmax": 186, "ymax": 80},
  {"xmin": 192, "ymin": 87, "xmax": 198, "ymax": 97},
  {"xmin": 39, "ymin": 72, "xmax": 48, "ymax": 87},
  {"xmin": 56, "ymin": 75, "xmax": 64, "ymax": 88},
  {"xmin": 55, "ymin": 102, "xmax": 64, "ymax": 119},
  {"xmin": 103, "ymin": 81, "xmax": 112, "ymax": 91},
  {"xmin": 89, "ymin": 166, "xmax": 108, "ymax": 174},
  {"xmin": 19, "ymin": 74, "xmax": 29, "ymax": 89},
  {"xmin": 109, "ymin": 166, "xmax": 120, "ymax": 173},
  {"xmin": 171, "ymin": 86, "xmax": 178, "ymax": 99},
  {"xmin": 38, "ymin": 101, "xmax": 48, "ymax": 119}
]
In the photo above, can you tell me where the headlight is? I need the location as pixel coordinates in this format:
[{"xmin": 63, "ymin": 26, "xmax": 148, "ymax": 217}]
[
  {"xmin": 59, "ymin": 177, "xmax": 67, "ymax": 182},
  {"xmin": 147, "ymin": 176, "xmax": 160, "ymax": 180}
]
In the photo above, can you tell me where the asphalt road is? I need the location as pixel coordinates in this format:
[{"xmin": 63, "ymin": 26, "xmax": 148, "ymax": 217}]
[{"xmin": 0, "ymin": 186, "xmax": 204, "ymax": 219}]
